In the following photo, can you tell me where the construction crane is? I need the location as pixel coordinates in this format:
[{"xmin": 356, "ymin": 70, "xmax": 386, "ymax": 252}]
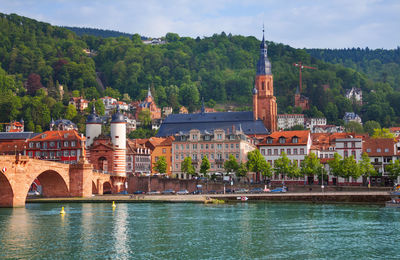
[{"xmin": 293, "ymin": 62, "xmax": 317, "ymax": 92}]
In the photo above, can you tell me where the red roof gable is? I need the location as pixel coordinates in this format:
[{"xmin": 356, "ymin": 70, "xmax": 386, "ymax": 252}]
[{"xmin": 258, "ymin": 130, "xmax": 310, "ymax": 146}]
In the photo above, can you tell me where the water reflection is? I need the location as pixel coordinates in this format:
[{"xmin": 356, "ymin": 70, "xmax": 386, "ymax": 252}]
[{"xmin": 0, "ymin": 203, "xmax": 399, "ymax": 259}]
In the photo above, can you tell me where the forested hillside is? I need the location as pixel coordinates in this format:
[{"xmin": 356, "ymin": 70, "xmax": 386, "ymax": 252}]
[
  {"xmin": 0, "ymin": 12, "xmax": 399, "ymax": 132},
  {"xmin": 64, "ymin": 26, "xmax": 134, "ymax": 38}
]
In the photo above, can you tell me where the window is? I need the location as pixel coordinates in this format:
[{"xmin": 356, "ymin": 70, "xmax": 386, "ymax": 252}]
[
  {"xmin": 193, "ymin": 144, "xmax": 197, "ymax": 149},
  {"xmin": 71, "ymin": 150, "xmax": 76, "ymax": 156},
  {"xmin": 217, "ymin": 134, "xmax": 222, "ymax": 140},
  {"xmin": 294, "ymin": 149, "xmax": 298, "ymax": 155},
  {"xmin": 225, "ymin": 144, "xmax": 228, "ymax": 149},
  {"xmin": 211, "ymin": 144, "xmax": 214, "ymax": 149},
  {"xmin": 225, "ymin": 153, "xmax": 228, "ymax": 159},
  {"xmin": 201, "ymin": 144, "xmax": 203, "ymax": 149},
  {"xmin": 266, "ymin": 138, "xmax": 273, "ymax": 144},
  {"xmin": 280, "ymin": 149, "xmax": 284, "ymax": 155},
  {"xmin": 384, "ymin": 148, "xmax": 389, "ymax": 153},
  {"xmin": 300, "ymin": 148, "xmax": 304, "ymax": 155},
  {"xmin": 217, "ymin": 144, "xmax": 222, "ymax": 149},
  {"xmin": 36, "ymin": 143, "xmax": 40, "ymax": 148},
  {"xmin": 206, "ymin": 144, "xmax": 209, "ymax": 149},
  {"xmin": 176, "ymin": 144, "xmax": 179, "ymax": 150},
  {"xmin": 71, "ymin": 141, "xmax": 76, "ymax": 147},
  {"xmin": 231, "ymin": 144, "xmax": 234, "ymax": 149},
  {"xmin": 344, "ymin": 151, "xmax": 348, "ymax": 157},
  {"xmin": 64, "ymin": 141, "xmax": 69, "ymax": 147},
  {"xmin": 292, "ymin": 137, "xmax": 298, "ymax": 143},
  {"xmin": 274, "ymin": 149, "xmax": 278, "ymax": 155},
  {"xmin": 186, "ymin": 144, "xmax": 189, "ymax": 149},
  {"xmin": 63, "ymin": 150, "xmax": 69, "ymax": 156},
  {"xmin": 351, "ymin": 151, "xmax": 356, "ymax": 157},
  {"xmin": 261, "ymin": 149, "xmax": 265, "ymax": 155},
  {"xmin": 176, "ymin": 154, "xmax": 179, "ymax": 160},
  {"xmin": 35, "ymin": 151, "xmax": 40, "ymax": 157},
  {"xmin": 175, "ymin": 164, "xmax": 178, "ymax": 169},
  {"xmin": 192, "ymin": 134, "xmax": 197, "ymax": 140},
  {"xmin": 28, "ymin": 151, "xmax": 33, "ymax": 157},
  {"xmin": 162, "ymin": 148, "xmax": 166, "ymax": 154},
  {"xmin": 236, "ymin": 144, "xmax": 239, "ymax": 149},
  {"xmin": 236, "ymin": 154, "xmax": 239, "ymax": 159},
  {"xmin": 205, "ymin": 135, "xmax": 210, "ymax": 141},
  {"xmin": 50, "ymin": 142, "xmax": 55, "ymax": 148},
  {"xmin": 287, "ymin": 149, "xmax": 291, "ymax": 155},
  {"xmin": 43, "ymin": 142, "xmax": 47, "ymax": 149},
  {"xmin": 56, "ymin": 151, "xmax": 62, "ymax": 157},
  {"xmin": 279, "ymin": 137, "xmax": 285, "ymax": 144},
  {"xmin": 181, "ymin": 154, "xmax": 184, "ymax": 160},
  {"xmin": 377, "ymin": 148, "xmax": 381, "ymax": 152},
  {"xmin": 211, "ymin": 154, "xmax": 214, "ymax": 159},
  {"xmin": 29, "ymin": 142, "xmax": 34, "ymax": 148},
  {"xmin": 181, "ymin": 144, "xmax": 184, "ymax": 150},
  {"xmin": 366, "ymin": 148, "xmax": 371, "ymax": 153},
  {"xmin": 268, "ymin": 149, "xmax": 272, "ymax": 155}
]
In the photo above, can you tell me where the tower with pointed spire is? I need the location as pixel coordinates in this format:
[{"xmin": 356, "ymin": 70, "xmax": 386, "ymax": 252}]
[{"xmin": 253, "ymin": 27, "xmax": 277, "ymax": 132}]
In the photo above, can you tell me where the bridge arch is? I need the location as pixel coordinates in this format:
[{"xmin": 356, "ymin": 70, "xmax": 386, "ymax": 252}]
[
  {"xmin": 0, "ymin": 171, "xmax": 13, "ymax": 207},
  {"xmin": 27, "ymin": 170, "xmax": 70, "ymax": 198},
  {"xmin": 103, "ymin": 181, "xmax": 112, "ymax": 194},
  {"xmin": 92, "ymin": 181, "xmax": 98, "ymax": 194}
]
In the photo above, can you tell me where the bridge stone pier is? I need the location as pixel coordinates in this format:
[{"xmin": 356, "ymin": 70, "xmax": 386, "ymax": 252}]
[{"xmin": 0, "ymin": 155, "xmax": 112, "ymax": 207}]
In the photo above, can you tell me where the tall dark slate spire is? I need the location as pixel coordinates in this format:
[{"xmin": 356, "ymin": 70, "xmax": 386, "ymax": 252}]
[{"xmin": 256, "ymin": 27, "xmax": 272, "ymax": 75}]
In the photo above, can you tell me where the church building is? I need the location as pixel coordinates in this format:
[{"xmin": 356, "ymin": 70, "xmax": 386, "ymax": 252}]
[{"xmin": 156, "ymin": 30, "xmax": 277, "ymax": 137}]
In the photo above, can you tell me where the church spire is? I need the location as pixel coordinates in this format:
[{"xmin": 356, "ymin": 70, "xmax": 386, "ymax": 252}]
[
  {"xmin": 147, "ymin": 86, "xmax": 152, "ymax": 97},
  {"xmin": 256, "ymin": 26, "xmax": 272, "ymax": 75}
]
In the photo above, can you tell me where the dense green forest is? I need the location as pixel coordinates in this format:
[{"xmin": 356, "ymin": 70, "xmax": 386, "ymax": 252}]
[
  {"xmin": 0, "ymin": 12, "xmax": 399, "ymax": 133},
  {"xmin": 64, "ymin": 26, "xmax": 135, "ymax": 39}
]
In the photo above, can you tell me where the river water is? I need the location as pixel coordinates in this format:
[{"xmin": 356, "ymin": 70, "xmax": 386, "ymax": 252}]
[{"xmin": 0, "ymin": 202, "xmax": 399, "ymax": 259}]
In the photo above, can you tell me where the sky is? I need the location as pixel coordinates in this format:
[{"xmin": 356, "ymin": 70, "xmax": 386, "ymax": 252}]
[{"xmin": 1, "ymin": 0, "xmax": 399, "ymax": 49}]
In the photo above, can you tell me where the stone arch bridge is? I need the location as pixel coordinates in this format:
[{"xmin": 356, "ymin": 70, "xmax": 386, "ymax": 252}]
[{"xmin": 0, "ymin": 155, "xmax": 122, "ymax": 207}]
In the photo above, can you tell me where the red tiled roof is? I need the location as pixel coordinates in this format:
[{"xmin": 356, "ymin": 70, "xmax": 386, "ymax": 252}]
[
  {"xmin": 390, "ymin": 127, "xmax": 400, "ymax": 132},
  {"xmin": 258, "ymin": 130, "xmax": 310, "ymax": 146},
  {"xmin": 28, "ymin": 130, "xmax": 85, "ymax": 142},
  {"xmin": 363, "ymin": 137, "xmax": 396, "ymax": 156}
]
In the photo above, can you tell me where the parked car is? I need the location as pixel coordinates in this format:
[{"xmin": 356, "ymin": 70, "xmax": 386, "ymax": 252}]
[
  {"xmin": 133, "ymin": 190, "xmax": 145, "ymax": 195},
  {"xmin": 235, "ymin": 188, "xmax": 249, "ymax": 194},
  {"xmin": 162, "ymin": 189, "xmax": 175, "ymax": 195},
  {"xmin": 147, "ymin": 190, "xmax": 161, "ymax": 195},
  {"xmin": 192, "ymin": 190, "xmax": 203, "ymax": 195},
  {"xmin": 176, "ymin": 189, "xmax": 189, "ymax": 195},
  {"xmin": 249, "ymin": 187, "xmax": 264, "ymax": 193},
  {"xmin": 208, "ymin": 190, "xmax": 218, "ymax": 194},
  {"xmin": 27, "ymin": 190, "xmax": 40, "ymax": 196},
  {"xmin": 118, "ymin": 190, "xmax": 128, "ymax": 195},
  {"xmin": 270, "ymin": 187, "xmax": 287, "ymax": 193}
]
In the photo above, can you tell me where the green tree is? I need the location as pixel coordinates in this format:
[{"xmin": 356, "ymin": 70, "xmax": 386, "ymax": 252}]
[
  {"xmin": 236, "ymin": 162, "xmax": 248, "ymax": 179},
  {"xmin": 386, "ymin": 159, "xmax": 400, "ymax": 181},
  {"xmin": 138, "ymin": 109, "xmax": 151, "ymax": 126},
  {"xmin": 104, "ymin": 87, "xmax": 121, "ymax": 99},
  {"xmin": 200, "ymin": 156, "xmax": 211, "ymax": 176},
  {"xmin": 364, "ymin": 120, "xmax": 381, "ymax": 136},
  {"xmin": 72, "ymin": 90, "xmax": 80, "ymax": 97},
  {"xmin": 341, "ymin": 156, "xmax": 360, "ymax": 179},
  {"xmin": 274, "ymin": 152, "xmax": 299, "ymax": 180},
  {"xmin": 372, "ymin": 128, "xmax": 395, "ymax": 139},
  {"xmin": 153, "ymin": 156, "xmax": 167, "ymax": 174},
  {"xmin": 224, "ymin": 155, "xmax": 239, "ymax": 174},
  {"xmin": 300, "ymin": 153, "xmax": 324, "ymax": 177},
  {"xmin": 181, "ymin": 157, "xmax": 195, "ymax": 176},
  {"xmin": 359, "ymin": 152, "xmax": 376, "ymax": 178},
  {"xmin": 344, "ymin": 121, "xmax": 364, "ymax": 133},
  {"xmin": 64, "ymin": 104, "xmax": 77, "ymax": 120},
  {"xmin": 247, "ymin": 149, "xmax": 271, "ymax": 180},
  {"xmin": 328, "ymin": 153, "xmax": 343, "ymax": 177}
]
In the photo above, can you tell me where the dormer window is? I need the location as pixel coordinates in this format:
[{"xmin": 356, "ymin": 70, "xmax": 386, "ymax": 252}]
[
  {"xmin": 292, "ymin": 137, "xmax": 298, "ymax": 143},
  {"xmin": 266, "ymin": 138, "xmax": 273, "ymax": 144},
  {"xmin": 279, "ymin": 137, "xmax": 286, "ymax": 144}
]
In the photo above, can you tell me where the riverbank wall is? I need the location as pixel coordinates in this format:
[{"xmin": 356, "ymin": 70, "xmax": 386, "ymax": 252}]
[{"xmin": 26, "ymin": 191, "xmax": 391, "ymax": 204}]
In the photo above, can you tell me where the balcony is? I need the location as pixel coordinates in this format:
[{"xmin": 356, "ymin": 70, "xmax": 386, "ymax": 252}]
[{"xmin": 215, "ymin": 158, "xmax": 225, "ymax": 164}]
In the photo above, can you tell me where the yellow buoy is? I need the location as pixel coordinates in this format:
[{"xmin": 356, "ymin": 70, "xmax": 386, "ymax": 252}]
[
  {"xmin": 112, "ymin": 201, "xmax": 116, "ymax": 209},
  {"xmin": 60, "ymin": 207, "xmax": 66, "ymax": 215}
]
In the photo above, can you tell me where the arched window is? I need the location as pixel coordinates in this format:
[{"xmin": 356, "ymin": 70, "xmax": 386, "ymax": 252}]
[
  {"xmin": 98, "ymin": 157, "xmax": 108, "ymax": 172},
  {"xmin": 262, "ymin": 82, "xmax": 265, "ymax": 90}
]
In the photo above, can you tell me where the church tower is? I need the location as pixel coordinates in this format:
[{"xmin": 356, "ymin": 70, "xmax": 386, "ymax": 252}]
[{"xmin": 252, "ymin": 28, "xmax": 277, "ymax": 132}]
